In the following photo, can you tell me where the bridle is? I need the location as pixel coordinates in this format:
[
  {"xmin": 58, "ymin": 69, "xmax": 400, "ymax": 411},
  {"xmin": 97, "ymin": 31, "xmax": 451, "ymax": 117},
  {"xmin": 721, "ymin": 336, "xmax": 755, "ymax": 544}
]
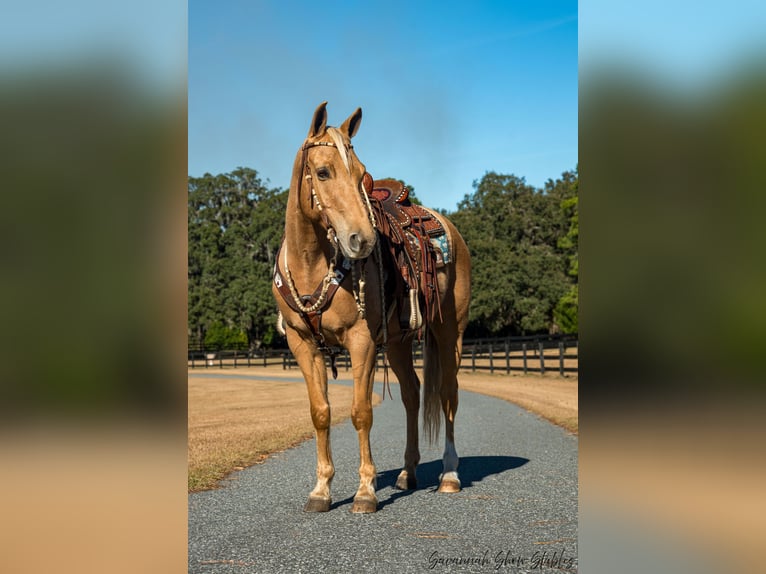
[
  {"xmin": 280, "ymin": 132, "xmax": 383, "ymax": 318},
  {"xmin": 299, "ymin": 139, "xmax": 338, "ymax": 220},
  {"xmin": 291, "ymin": 133, "xmax": 382, "ymax": 315},
  {"xmin": 298, "ymin": 135, "xmax": 377, "ymax": 230},
  {"xmin": 275, "ymin": 131, "xmax": 390, "ymax": 389}
]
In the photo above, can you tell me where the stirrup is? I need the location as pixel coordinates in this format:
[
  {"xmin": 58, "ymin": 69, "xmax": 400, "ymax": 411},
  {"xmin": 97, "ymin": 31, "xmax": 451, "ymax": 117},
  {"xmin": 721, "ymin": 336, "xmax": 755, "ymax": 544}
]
[{"xmin": 408, "ymin": 288, "xmax": 422, "ymax": 331}]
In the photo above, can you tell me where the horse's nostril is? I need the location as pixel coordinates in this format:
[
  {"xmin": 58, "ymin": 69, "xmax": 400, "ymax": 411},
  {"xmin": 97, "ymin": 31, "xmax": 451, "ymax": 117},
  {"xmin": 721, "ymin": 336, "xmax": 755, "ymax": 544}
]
[{"xmin": 347, "ymin": 232, "xmax": 373, "ymax": 257}]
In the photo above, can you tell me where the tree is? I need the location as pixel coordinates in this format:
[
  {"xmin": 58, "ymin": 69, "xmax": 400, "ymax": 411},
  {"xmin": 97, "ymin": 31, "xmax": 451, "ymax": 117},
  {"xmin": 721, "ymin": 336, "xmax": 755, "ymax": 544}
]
[
  {"xmin": 450, "ymin": 171, "xmax": 577, "ymax": 336},
  {"xmin": 204, "ymin": 321, "xmax": 248, "ymax": 350},
  {"xmin": 552, "ymin": 169, "xmax": 579, "ymax": 333},
  {"xmin": 188, "ymin": 165, "xmax": 578, "ymax": 347},
  {"xmin": 188, "ymin": 168, "xmax": 287, "ymax": 349}
]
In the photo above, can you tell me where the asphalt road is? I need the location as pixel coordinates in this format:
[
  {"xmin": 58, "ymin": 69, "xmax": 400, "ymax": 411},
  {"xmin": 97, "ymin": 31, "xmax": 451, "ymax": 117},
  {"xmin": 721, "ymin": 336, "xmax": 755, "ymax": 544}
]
[{"xmin": 188, "ymin": 375, "xmax": 578, "ymax": 573}]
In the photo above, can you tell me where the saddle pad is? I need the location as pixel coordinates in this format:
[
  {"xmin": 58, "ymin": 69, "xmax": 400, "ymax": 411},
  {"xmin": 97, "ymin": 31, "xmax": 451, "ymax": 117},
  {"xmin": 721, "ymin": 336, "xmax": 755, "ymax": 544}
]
[{"xmin": 430, "ymin": 234, "xmax": 451, "ymax": 265}]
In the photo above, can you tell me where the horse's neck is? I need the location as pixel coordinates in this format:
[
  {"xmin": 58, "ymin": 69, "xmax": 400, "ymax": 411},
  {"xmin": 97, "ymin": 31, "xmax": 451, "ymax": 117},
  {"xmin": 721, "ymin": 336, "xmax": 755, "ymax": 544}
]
[{"xmin": 283, "ymin": 194, "xmax": 333, "ymax": 287}]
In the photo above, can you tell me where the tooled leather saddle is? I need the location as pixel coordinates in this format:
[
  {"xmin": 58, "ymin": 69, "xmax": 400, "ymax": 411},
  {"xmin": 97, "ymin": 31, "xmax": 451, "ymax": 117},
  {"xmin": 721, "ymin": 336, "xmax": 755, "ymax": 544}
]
[{"xmin": 363, "ymin": 173, "xmax": 449, "ymax": 330}]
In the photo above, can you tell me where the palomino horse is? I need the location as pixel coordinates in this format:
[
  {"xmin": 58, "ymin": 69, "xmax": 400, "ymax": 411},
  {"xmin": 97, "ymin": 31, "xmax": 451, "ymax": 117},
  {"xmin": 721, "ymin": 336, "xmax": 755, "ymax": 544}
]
[{"xmin": 272, "ymin": 102, "xmax": 471, "ymax": 513}]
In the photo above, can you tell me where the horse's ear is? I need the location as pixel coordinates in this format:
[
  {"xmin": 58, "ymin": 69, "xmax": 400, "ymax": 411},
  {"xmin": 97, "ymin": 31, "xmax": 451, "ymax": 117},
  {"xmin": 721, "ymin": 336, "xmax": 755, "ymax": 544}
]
[
  {"xmin": 340, "ymin": 107, "xmax": 362, "ymax": 139},
  {"xmin": 308, "ymin": 101, "xmax": 328, "ymax": 138}
]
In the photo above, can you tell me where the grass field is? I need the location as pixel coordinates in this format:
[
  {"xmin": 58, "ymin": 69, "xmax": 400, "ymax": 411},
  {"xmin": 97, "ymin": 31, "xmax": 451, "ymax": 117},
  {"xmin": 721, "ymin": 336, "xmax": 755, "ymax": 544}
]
[
  {"xmin": 188, "ymin": 367, "xmax": 577, "ymax": 492},
  {"xmin": 188, "ymin": 375, "xmax": 382, "ymax": 492}
]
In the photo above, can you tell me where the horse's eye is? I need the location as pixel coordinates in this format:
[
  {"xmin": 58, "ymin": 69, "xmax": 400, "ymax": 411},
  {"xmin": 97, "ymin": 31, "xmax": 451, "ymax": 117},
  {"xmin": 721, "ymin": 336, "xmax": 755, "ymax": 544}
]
[{"xmin": 316, "ymin": 167, "xmax": 331, "ymax": 181}]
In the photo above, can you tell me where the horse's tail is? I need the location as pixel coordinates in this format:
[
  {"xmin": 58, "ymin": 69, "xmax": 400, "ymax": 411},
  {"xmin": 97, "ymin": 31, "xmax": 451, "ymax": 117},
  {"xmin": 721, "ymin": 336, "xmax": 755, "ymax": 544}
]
[{"xmin": 422, "ymin": 328, "xmax": 442, "ymax": 445}]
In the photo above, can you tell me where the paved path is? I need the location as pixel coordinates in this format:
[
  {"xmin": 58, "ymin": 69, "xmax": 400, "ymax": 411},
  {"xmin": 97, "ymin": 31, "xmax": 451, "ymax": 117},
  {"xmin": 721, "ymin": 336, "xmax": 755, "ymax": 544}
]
[{"xmin": 188, "ymin": 375, "xmax": 578, "ymax": 573}]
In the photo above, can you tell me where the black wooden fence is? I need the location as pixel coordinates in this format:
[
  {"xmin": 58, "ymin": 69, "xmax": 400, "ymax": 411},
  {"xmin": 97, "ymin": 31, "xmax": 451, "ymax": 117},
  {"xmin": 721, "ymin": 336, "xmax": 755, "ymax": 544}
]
[
  {"xmin": 188, "ymin": 334, "xmax": 578, "ymax": 376},
  {"xmin": 461, "ymin": 335, "xmax": 578, "ymax": 376}
]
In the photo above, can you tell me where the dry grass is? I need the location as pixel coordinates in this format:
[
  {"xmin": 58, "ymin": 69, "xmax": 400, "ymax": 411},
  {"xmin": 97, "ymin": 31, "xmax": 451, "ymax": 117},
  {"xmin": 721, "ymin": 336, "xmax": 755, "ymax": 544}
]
[
  {"xmin": 188, "ymin": 376, "xmax": 381, "ymax": 492},
  {"xmin": 188, "ymin": 366, "xmax": 577, "ymax": 492}
]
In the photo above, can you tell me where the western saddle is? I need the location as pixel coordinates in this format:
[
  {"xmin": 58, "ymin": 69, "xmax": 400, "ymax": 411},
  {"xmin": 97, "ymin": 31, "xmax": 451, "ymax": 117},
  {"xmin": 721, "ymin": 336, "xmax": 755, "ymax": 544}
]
[{"xmin": 363, "ymin": 173, "xmax": 449, "ymax": 332}]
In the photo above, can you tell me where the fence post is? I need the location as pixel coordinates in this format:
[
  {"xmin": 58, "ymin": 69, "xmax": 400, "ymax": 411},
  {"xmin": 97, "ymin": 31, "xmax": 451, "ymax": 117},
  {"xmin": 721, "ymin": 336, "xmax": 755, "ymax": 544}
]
[
  {"xmin": 522, "ymin": 343, "xmax": 527, "ymax": 375},
  {"xmin": 234, "ymin": 349, "xmax": 237, "ymax": 368},
  {"xmin": 471, "ymin": 345, "xmax": 476, "ymax": 372},
  {"xmin": 504, "ymin": 340, "xmax": 510, "ymax": 374},
  {"xmin": 282, "ymin": 351, "xmax": 287, "ymax": 370},
  {"xmin": 559, "ymin": 341, "xmax": 565, "ymax": 376},
  {"xmin": 538, "ymin": 341, "xmax": 545, "ymax": 375},
  {"xmin": 489, "ymin": 343, "xmax": 494, "ymax": 374}
]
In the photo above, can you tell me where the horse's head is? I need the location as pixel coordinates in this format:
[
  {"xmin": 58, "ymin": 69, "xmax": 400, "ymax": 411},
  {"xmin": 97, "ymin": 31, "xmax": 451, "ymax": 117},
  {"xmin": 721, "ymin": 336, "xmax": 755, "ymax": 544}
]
[{"xmin": 297, "ymin": 102, "xmax": 376, "ymax": 260}]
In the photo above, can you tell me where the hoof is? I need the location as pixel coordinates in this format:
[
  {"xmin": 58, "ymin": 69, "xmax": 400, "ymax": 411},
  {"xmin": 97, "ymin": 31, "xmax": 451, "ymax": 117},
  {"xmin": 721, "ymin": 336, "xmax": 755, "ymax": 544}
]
[
  {"xmin": 351, "ymin": 497, "xmax": 378, "ymax": 514},
  {"xmin": 304, "ymin": 497, "xmax": 331, "ymax": 512},
  {"xmin": 395, "ymin": 471, "xmax": 417, "ymax": 490},
  {"xmin": 437, "ymin": 477, "xmax": 461, "ymax": 493}
]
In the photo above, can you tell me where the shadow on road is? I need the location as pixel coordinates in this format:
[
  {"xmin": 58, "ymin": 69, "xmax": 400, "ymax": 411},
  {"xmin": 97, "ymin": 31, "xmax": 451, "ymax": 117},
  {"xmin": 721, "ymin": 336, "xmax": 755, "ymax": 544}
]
[
  {"xmin": 393, "ymin": 455, "xmax": 530, "ymax": 490},
  {"xmin": 330, "ymin": 455, "xmax": 529, "ymax": 511}
]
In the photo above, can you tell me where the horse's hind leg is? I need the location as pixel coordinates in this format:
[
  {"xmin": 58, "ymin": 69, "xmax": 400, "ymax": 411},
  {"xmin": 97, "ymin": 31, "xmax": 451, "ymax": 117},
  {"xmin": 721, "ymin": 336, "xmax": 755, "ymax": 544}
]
[
  {"xmin": 427, "ymin": 324, "xmax": 463, "ymax": 494},
  {"xmin": 432, "ymin": 216, "xmax": 470, "ymax": 493},
  {"xmin": 438, "ymin": 359, "xmax": 461, "ymax": 493},
  {"xmin": 386, "ymin": 339, "xmax": 420, "ymax": 490}
]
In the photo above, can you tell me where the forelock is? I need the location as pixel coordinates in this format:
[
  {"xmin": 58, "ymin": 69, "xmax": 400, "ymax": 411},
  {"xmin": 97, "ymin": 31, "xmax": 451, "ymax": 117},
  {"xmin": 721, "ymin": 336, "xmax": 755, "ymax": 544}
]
[{"xmin": 326, "ymin": 127, "xmax": 350, "ymax": 174}]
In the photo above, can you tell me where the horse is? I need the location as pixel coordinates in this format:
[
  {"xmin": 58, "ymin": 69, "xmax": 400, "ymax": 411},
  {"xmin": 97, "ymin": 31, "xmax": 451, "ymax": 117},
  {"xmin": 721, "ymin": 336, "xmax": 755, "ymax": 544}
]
[{"xmin": 272, "ymin": 102, "xmax": 471, "ymax": 513}]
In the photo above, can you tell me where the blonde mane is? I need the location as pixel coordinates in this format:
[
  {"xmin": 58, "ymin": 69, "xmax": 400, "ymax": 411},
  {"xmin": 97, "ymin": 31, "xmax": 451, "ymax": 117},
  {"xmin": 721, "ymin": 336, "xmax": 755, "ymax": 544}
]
[{"xmin": 326, "ymin": 127, "xmax": 351, "ymax": 174}]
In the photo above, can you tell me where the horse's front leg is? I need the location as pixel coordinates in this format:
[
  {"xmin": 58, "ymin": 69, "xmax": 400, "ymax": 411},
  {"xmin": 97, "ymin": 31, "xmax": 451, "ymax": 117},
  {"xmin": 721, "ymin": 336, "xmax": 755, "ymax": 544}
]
[
  {"xmin": 286, "ymin": 330, "xmax": 335, "ymax": 512},
  {"xmin": 347, "ymin": 336, "xmax": 378, "ymax": 513}
]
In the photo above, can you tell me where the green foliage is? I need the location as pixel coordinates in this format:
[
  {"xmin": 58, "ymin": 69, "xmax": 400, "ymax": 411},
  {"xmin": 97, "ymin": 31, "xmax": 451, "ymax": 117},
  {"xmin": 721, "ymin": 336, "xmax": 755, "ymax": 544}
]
[
  {"xmin": 553, "ymin": 168, "xmax": 578, "ymax": 333},
  {"xmin": 557, "ymin": 171, "xmax": 579, "ymax": 278},
  {"xmin": 188, "ymin": 167, "xmax": 287, "ymax": 348},
  {"xmin": 204, "ymin": 322, "xmax": 248, "ymax": 350},
  {"xmin": 451, "ymin": 169, "xmax": 578, "ymax": 336},
  {"xmin": 188, "ymin": 166, "xmax": 578, "ymax": 347},
  {"xmin": 554, "ymin": 284, "xmax": 578, "ymax": 334},
  {"xmin": 261, "ymin": 325, "xmax": 277, "ymax": 348}
]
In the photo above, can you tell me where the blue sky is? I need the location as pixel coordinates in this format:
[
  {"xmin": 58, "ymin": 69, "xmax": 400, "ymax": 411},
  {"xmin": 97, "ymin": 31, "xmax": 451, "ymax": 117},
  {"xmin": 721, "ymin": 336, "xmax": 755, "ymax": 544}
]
[
  {"xmin": 580, "ymin": 0, "xmax": 766, "ymax": 89},
  {"xmin": 0, "ymin": 0, "xmax": 186, "ymax": 88},
  {"xmin": 189, "ymin": 1, "xmax": 578, "ymax": 211}
]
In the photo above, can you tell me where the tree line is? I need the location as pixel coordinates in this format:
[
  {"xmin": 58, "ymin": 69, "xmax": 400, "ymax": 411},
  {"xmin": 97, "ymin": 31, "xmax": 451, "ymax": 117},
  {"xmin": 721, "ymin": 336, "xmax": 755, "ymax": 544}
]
[{"xmin": 188, "ymin": 167, "xmax": 578, "ymax": 349}]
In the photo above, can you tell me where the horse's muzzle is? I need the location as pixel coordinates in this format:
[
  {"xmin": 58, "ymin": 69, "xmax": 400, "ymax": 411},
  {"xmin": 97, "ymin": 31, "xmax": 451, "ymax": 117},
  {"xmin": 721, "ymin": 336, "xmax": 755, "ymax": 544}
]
[{"xmin": 343, "ymin": 231, "xmax": 376, "ymax": 260}]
